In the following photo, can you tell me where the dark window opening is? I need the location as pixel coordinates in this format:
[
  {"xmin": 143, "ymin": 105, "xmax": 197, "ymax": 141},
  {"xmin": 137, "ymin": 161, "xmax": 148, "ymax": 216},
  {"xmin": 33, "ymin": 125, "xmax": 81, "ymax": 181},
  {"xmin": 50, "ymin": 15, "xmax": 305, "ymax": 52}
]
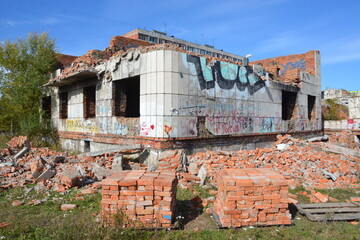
[
  {"xmin": 113, "ymin": 77, "xmax": 140, "ymax": 117},
  {"xmin": 84, "ymin": 140, "xmax": 90, "ymax": 152},
  {"xmin": 282, "ymin": 91, "xmax": 297, "ymax": 120},
  {"xmin": 308, "ymin": 95, "xmax": 316, "ymax": 120},
  {"xmin": 59, "ymin": 92, "xmax": 68, "ymax": 119},
  {"xmin": 84, "ymin": 85, "xmax": 96, "ymax": 118},
  {"xmin": 41, "ymin": 96, "xmax": 51, "ymax": 118},
  {"xmin": 276, "ymin": 68, "xmax": 281, "ymax": 76},
  {"xmin": 356, "ymin": 135, "xmax": 360, "ymax": 143}
]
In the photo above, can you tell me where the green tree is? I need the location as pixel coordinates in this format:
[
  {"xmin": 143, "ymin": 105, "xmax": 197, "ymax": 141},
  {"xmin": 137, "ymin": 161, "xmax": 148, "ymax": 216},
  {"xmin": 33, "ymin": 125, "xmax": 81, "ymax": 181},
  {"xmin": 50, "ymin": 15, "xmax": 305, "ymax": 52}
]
[{"xmin": 0, "ymin": 32, "xmax": 58, "ymax": 139}]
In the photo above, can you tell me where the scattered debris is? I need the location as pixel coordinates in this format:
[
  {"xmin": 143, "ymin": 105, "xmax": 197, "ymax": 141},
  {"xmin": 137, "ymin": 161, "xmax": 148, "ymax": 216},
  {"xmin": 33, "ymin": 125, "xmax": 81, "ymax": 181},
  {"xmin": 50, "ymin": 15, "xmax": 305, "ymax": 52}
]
[
  {"xmin": 61, "ymin": 204, "xmax": 77, "ymax": 211},
  {"xmin": 0, "ymin": 222, "xmax": 11, "ymax": 228},
  {"xmin": 11, "ymin": 200, "xmax": 24, "ymax": 206}
]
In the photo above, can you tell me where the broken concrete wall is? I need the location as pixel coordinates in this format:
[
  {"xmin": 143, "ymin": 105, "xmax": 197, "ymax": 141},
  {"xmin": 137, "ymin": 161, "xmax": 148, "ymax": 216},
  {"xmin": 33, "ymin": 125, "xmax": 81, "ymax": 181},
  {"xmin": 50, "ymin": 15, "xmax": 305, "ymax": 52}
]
[
  {"xmin": 45, "ymin": 45, "xmax": 322, "ymax": 152},
  {"xmin": 139, "ymin": 50, "xmax": 322, "ymax": 138},
  {"xmin": 324, "ymin": 119, "xmax": 360, "ymax": 130}
]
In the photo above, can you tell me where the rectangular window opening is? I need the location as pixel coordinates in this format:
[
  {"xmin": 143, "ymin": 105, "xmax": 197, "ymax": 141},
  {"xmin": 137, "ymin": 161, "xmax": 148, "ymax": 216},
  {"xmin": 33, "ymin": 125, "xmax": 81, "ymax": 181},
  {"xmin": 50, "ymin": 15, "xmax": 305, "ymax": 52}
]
[
  {"xmin": 84, "ymin": 85, "xmax": 96, "ymax": 118},
  {"xmin": 41, "ymin": 96, "xmax": 51, "ymax": 118},
  {"xmin": 84, "ymin": 140, "xmax": 90, "ymax": 152},
  {"xmin": 59, "ymin": 92, "xmax": 68, "ymax": 119},
  {"xmin": 308, "ymin": 95, "xmax": 316, "ymax": 120},
  {"xmin": 282, "ymin": 90, "xmax": 297, "ymax": 120},
  {"xmin": 113, "ymin": 77, "xmax": 140, "ymax": 117}
]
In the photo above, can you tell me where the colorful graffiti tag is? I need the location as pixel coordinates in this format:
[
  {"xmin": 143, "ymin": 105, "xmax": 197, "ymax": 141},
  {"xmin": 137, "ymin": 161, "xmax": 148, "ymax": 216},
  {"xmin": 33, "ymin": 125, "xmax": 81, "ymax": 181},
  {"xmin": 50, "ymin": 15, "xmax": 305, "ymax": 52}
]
[{"xmin": 186, "ymin": 55, "xmax": 266, "ymax": 95}]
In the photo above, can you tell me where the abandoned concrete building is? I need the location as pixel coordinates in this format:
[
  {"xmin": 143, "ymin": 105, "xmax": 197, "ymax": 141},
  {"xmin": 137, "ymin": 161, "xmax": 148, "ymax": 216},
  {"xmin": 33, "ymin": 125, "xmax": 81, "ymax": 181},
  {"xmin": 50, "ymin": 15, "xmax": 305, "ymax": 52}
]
[{"xmin": 44, "ymin": 31, "xmax": 322, "ymax": 153}]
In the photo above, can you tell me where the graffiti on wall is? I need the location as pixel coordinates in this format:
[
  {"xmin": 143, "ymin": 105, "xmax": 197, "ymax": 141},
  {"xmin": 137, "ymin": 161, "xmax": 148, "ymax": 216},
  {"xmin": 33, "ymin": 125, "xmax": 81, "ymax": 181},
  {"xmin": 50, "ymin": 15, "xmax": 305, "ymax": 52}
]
[
  {"xmin": 66, "ymin": 119, "xmax": 99, "ymax": 133},
  {"xmin": 187, "ymin": 55, "xmax": 266, "ymax": 95},
  {"xmin": 114, "ymin": 122, "xmax": 128, "ymax": 135},
  {"xmin": 66, "ymin": 118, "xmax": 137, "ymax": 136},
  {"xmin": 279, "ymin": 59, "xmax": 306, "ymax": 75},
  {"xmin": 140, "ymin": 121, "xmax": 154, "ymax": 136}
]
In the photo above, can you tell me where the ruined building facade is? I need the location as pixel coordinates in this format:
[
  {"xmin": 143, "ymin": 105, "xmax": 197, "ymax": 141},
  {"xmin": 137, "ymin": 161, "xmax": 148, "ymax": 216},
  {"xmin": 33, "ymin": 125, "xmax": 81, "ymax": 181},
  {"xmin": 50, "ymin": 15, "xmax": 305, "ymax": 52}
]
[{"xmin": 44, "ymin": 33, "xmax": 322, "ymax": 153}]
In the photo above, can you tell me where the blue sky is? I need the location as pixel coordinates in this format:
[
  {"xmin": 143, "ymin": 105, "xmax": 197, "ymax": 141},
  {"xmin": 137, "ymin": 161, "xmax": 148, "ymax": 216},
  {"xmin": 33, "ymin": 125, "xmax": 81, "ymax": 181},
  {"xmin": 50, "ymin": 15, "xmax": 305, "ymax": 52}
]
[{"xmin": 1, "ymin": 0, "xmax": 360, "ymax": 91}]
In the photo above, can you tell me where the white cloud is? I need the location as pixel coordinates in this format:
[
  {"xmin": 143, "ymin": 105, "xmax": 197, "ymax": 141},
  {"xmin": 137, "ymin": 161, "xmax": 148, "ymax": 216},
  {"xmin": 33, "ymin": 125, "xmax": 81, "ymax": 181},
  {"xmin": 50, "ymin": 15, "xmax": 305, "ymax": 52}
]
[
  {"xmin": 253, "ymin": 32, "xmax": 302, "ymax": 54},
  {"xmin": 2, "ymin": 19, "xmax": 33, "ymax": 26},
  {"xmin": 322, "ymin": 37, "xmax": 360, "ymax": 64}
]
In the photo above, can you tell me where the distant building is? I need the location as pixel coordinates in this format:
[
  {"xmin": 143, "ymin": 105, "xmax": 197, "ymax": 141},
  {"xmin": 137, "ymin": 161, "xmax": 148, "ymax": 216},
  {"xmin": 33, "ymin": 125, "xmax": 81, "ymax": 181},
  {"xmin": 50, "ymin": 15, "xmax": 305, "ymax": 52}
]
[{"xmin": 122, "ymin": 28, "xmax": 243, "ymax": 62}]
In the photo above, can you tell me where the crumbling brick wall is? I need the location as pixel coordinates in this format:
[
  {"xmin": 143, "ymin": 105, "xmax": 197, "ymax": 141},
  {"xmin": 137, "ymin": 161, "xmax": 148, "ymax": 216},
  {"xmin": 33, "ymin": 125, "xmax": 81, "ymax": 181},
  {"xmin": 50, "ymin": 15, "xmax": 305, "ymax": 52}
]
[{"xmin": 250, "ymin": 50, "xmax": 319, "ymax": 85}]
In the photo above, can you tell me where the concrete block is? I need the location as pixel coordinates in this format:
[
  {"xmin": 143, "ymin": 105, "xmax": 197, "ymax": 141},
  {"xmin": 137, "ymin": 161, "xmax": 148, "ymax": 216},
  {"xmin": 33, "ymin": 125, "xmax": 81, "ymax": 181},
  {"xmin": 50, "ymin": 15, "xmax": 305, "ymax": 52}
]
[
  {"xmin": 150, "ymin": 51, "xmax": 157, "ymax": 73},
  {"xmin": 140, "ymin": 54, "xmax": 147, "ymax": 74},
  {"xmin": 164, "ymin": 94, "xmax": 173, "ymax": 116},
  {"xmin": 178, "ymin": 95, "xmax": 189, "ymax": 116},
  {"xmin": 149, "ymin": 72, "xmax": 157, "ymax": 94},
  {"xmin": 156, "ymin": 94, "xmax": 165, "ymax": 116},
  {"xmin": 156, "ymin": 116, "xmax": 164, "ymax": 138},
  {"xmin": 178, "ymin": 52, "xmax": 189, "ymax": 75},
  {"xmin": 188, "ymin": 75, "xmax": 199, "ymax": 96},
  {"xmin": 171, "ymin": 94, "xmax": 180, "ymax": 115},
  {"xmin": 236, "ymin": 100, "xmax": 247, "ymax": 116},
  {"xmin": 133, "ymin": 57, "xmax": 140, "ymax": 76},
  {"xmin": 178, "ymin": 73, "xmax": 189, "ymax": 95},
  {"xmin": 140, "ymin": 95, "xmax": 147, "ymax": 116},
  {"xmin": 247, "ymin": 100, "xmax": 255, "ymax": 115},
  {"xmin": 197, "ymin": 96, "xmax": 207, "ymax": 117},
  {"xmin": 188, "ymin": 95, "xmax": 198, "ymax": 116},
  {"xmin": 149, "ymin": 94, "xmax": 157, "ymax": 116},
  {"xmin": 171, "ymin": 72, "xmax": 180, "ymax": 94},
  {"xmin": 140, "ymin": 74, "xmax": 147, "ymax": 95},
  {"xmin": 121, "ymin": 60, "xmax": 129, "ymax": 78},
  {"xmin": 164, "ymin": 72, "xmax": 172, "ymax": 94},
  {"xmin": 146, "ymin": 52, "xmax": 151, "ymax": 74},
  {"xmin": 163, "ymin": 116, "xmax": 177, "ymax": 138},
  {"xmin": 164, "ymin": 50, "xmax": 172, "ymax": 72},
  {"xmin": 157, "ymin": 50, "xmax": 164, "ymax": 72},
  {"xmin": 157, "ymin": 71, "xmax": 165, "ymax": 94},
  {"xmin": 171, "ymin": 51, "xmax": 179, "ymax": 73},
  {"xmin": 150, "ymin": 115, "xmax": 157, "ymax": 137}
]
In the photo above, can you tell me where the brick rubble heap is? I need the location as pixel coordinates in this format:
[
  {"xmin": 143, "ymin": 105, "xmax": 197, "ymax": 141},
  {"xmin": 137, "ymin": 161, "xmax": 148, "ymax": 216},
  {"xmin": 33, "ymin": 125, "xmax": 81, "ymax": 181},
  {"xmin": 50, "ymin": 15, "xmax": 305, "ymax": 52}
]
[
  {"xmin": 101, "ymin": 170, "xmax": 177, "ymax": 228},
  {"xmin": 213, "ymin": 168, "xmax": 291, "ymax": 227}
]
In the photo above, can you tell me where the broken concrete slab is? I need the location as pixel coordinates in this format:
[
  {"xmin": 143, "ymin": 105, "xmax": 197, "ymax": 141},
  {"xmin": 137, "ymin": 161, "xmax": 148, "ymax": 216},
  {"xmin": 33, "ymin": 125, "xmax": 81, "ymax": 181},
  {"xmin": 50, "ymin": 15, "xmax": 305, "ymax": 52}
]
[
  {"xmin": 198, "ymin": 166, "xmax": 207, "ymax": 186},
  {"xmin": 188, "ymin": 162, "xmax": 200, "ymax": 175},
  {"xmin": 324, "ymin": 143, "xmax": 360, "ymax": 157},
  {"xmin": 58, "ymin": 167, "xmax": 82, "ymax": 187},
  {"xmin": 93, "ymin": 165, "xmax": 111, "ymax": 180},
  {"xmin": 35, "ymin": 168, "xmax": 56, "ymax": 183},
  {"xmin": 13, "ymin": 146, "xmax": 29, "ymax": 160},
  {"xmin": 112, "ymin": 154, "xmax": 123, "ymax": 171},
  {"xmin": 53, "ymin": 156, "xmax": 66, "ymax": 163},
  {"xmin": 77, "ymin": 145, "xmax": 141, "ymax": 157},
  {"xmin": 307, "ymin": 135, "xmax": 329, "ymax": 142}
]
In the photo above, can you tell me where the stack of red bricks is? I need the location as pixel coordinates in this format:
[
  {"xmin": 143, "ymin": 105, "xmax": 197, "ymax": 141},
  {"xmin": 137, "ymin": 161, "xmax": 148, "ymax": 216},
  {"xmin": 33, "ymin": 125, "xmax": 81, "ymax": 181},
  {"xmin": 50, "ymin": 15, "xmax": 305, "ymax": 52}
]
[
  {"xmin": 101, "ymin": 170, "xmax": 177, "ymax": 228},
  {"xmin": 213, "ymin": 168, "xmax": 291, "ymax": 227}
]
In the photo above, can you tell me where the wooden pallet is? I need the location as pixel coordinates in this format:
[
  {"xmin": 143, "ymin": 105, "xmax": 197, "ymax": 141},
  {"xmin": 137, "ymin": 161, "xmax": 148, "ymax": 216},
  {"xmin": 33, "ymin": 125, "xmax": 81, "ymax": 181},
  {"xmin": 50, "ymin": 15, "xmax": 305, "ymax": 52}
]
[{"xmin": 296, "ymin": 202, "xmax": 360, "ymax": 221}]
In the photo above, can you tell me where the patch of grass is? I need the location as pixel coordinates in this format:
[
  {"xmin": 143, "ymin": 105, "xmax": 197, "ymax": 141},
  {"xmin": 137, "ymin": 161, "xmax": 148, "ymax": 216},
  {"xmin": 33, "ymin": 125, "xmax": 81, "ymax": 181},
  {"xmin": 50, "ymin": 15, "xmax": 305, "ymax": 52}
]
[
  {"xmin": 192, "ymin": 185, "xmax": 217, "ymax": 199},
  {"xmin": 0, "ymin": 134, "xmax": 11, "ymax": 148},
  {"xmin": 0, "ymin": 187, "xmax": 359, "ymax": 239},
  {"xmin": 317, "ymin": 188, "xmax": 360, "ymax": 202},
  {"xmin": 176, "ymin": 187, "xmax": 195, "ymax": 201}
]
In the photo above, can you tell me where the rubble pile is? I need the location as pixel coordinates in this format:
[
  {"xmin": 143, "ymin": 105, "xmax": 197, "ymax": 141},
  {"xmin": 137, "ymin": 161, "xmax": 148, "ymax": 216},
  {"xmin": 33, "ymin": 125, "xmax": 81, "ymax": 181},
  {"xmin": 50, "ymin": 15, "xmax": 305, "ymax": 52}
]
[
  {"xmin": 328, "ymin": 130, "xmax": 360, "ymax": 149},
  {"xmin": 158, "ymin": 135, "xmax": 360, "ymax": 189},
  {"xmin": 101, "ymin": 170, "xmax": 177, "ymax": 228},
  {"xmin": 213, "ymin": 168, "xmax": 291, "ymax": 227},
  {"xmin": 1, "ymin": 134, "xmax": 359, "ymax": 193},
  {"xmin": 0, "ymin": 138, "xmax": 143, "ymax": 191}
]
